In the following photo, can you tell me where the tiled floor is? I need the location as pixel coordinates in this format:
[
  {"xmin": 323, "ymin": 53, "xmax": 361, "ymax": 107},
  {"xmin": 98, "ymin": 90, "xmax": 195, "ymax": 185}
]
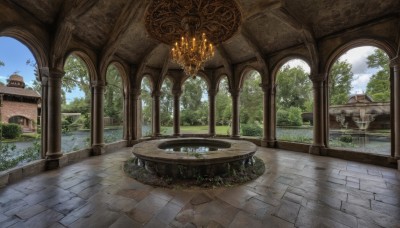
[{"xmin": 1, "ymin": 146, "xmax": 399, "ymax": 228}]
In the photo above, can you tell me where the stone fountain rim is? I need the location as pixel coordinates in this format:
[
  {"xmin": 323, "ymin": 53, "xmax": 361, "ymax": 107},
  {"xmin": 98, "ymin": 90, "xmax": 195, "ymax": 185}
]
[{"xmin": 132, "ymin": 137, "xmax": 257, "ymax": 165}]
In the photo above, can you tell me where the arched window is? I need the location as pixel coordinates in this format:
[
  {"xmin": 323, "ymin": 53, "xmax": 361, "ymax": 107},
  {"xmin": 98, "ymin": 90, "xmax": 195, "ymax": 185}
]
[
  {"xmin": 276, "ymin": 59, "xmax": 312, "ymax": 143},
  {"xmin": 104, "ymin": 64, "xmax": 124, "ymax": 143},
  {"xmin": 140, "ymin": 76, "xmax": 152, "ymax": 137},
  {"xmin": 328, "ymin": 46, "xmax": 391, "ymax": 156},
  {"xmin": 62, "ymin": 54, "xmax": 91, "ymax": 152},
  {"xmin": 160, "ymin": 77, "xmax": 173, "ymax": 135},
  {"xmin": 240, "ymin": 71, "xmax": 263, "ymax": 137},
  {"xmin": 180, "ymin": 76, "xmax": 209, "ymax": 134},
  {"xmin": 216, "ymin": 76, "xmax": 232, "ymax": 136},
  {"xmin": 0, "ymin": 36, "xmax": 41, "ymax": 171}
]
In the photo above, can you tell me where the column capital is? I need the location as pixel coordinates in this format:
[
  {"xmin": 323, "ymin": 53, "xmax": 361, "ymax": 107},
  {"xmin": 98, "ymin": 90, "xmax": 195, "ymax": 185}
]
[
  {"xmin": 259, "ymin": 83, "xmax": 275, "ymax": 92},
  {"xmin": 91, "ymin": 80, "xmax": 106, "ymax": 88},
  {"xmin": 207, "ymin": 89, "xmax": 218, "ymax": 97},
  {"xmin": 172, "ymin": 89, "xmax": 182, "ymax": 96},
  {"xmin": 151, "ymin": 90, "xmax": 161, "ymax": 97},
  {"xmin": 48, "ymin": 68, "xmax": 65, "ymax": 79},
  {"xmin": 309, "ymin": 73, "xmax": 327, "ymax": 83},
  {"xmin": 390, "ymin": 57, "xmax": 400, "ymax": 67},
  {"xmin": 229, "ymin": 89, "xmax": 241, "ymax": 97}
]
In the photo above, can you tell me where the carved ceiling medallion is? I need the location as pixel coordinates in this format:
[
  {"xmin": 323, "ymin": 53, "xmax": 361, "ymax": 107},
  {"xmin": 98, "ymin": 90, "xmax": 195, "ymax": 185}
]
[{"xmin": 145, "ymin": 0, "xmax": 242, "ymax": 45}]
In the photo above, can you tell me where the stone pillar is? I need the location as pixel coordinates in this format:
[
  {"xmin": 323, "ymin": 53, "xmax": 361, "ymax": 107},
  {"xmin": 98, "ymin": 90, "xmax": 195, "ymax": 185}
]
[
  {"xmin": 152, "ymin": 91, "xmax": 161, "ymax": 137},
  {"xmin": 172, "ymin": 89, "xmax": 182, "ymax": 136},
  {"xmin": 92, "ymin": 81, "xmax": 105, "ymax": 155},
  {"xmin": 261, "ymin": 84, "xmax": 276, "ymax": 147},
  {"xmin": 39, "ymin": 69, "xmax": 49, "ymax": 158},
  {"xmin": 309, "ymin": 74, "xmax": 326, "ymax": 155},
  {"xmin": 208, "ymin": 90, "xmax": 217, "ymax": 137},
  {"xmin": 230, "ymin": 90, "xmax": 240, "ymax": 138},
  {"xmin": 123, "ymin": 92, "xmax": 129, "ymax": 141},
  {"xmin": 46, "ymin": 68, "xmax": 65, "ymax": 169},
  {"xmin": 130, "ymin": 89, "xmax": 141, "ymax": 141},
  {"xmin": 391, "ymin": 58, "xmax": 400, "ymax": 166}
]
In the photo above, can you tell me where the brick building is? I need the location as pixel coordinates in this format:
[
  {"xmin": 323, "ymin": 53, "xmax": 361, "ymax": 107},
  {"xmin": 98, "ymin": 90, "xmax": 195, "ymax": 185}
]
[{"xmin": 0, "ymin": 74, "xmax": 41, "ymax": 132}]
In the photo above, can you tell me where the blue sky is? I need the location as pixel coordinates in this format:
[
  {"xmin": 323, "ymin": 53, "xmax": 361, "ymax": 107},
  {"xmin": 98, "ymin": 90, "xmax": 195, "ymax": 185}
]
[
  {"xmin": 0, "ymin": 37, "xmax": 379, "ymax": 100},
  {"xmin": 0, "ymin": 37, "xmax": 83, "ymax": 103}
]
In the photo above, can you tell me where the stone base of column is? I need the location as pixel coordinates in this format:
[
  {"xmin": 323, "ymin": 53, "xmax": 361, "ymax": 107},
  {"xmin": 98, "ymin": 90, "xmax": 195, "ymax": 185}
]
[
  {"xmin": 231, "ymin": 135, "xmax": 240, "ymax": 138},
  {"xmin": 45, "ymin": 155, "xmax": 68, "ymax": 170},
  {"xmin": 92, "ymin": 144, "xmax": 105, "ymax": 156},
  {"xmin": 261, "ymin": 139, "xmax": 276, "ymax": 148},
  {"xmin": 153, "ymin": 133, "xmax": 162, "ymax": 137},
  {"xmin": 309, "ymin": 145, "xmax": 327, "ymax": 156},
  {"xmin": 173, "ymin": 133, "xmax": 181, "ymax": 137}
]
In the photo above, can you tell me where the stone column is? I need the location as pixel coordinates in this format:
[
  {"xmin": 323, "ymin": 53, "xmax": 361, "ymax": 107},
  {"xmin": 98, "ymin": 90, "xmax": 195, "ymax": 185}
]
[
  {"xmin": 46, "ymin": 68, "xmax": 65, "ymax": 169},
  {"xmin": 391, "ymin": 58, "xmax": 400, "ymax": 165},
  {"xmin": 309, "ymin": 74, "xmax": 326, "ymax": 155},
  {"xmin": 230, "ymin": 90, "xmax": 240, "ymax": 138},
  {"xmin": 39, "ymin": 69, "xmax": 49, "ymax": 158},
  {"xmin": 92, "ymin": 81, "xmax": 105, "ymax": 155},
  {"xmin": 152, "ymin": 91, "xmax": 161, "ymax": 137},
  {"xmin": 208, "ymin": 90, "xmax": 217, "ymax": 136},
  {"xmin": 130, "ymin": 89, "xmax": 141, "ymax": 141},
  {"xmin": 123, "ymin": 92, "xmax": 129, "ymax": 141},
  {"xmin": 172, "ymin": 89, "xmax": 182, "ymax": 136},
  {"xmin": 261, "ymin": 84, "xmax": 276, "ymax": 147}
]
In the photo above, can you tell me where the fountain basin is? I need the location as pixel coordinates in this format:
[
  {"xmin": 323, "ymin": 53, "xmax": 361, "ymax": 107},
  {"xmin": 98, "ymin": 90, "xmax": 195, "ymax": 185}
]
[{"xmin": 132, "ymin": 138, "xmax": 257, "ymax": 179}]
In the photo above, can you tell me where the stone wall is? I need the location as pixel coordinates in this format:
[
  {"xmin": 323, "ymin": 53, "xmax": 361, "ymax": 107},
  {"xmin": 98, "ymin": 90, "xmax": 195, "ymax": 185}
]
[{"xmin": 0, "ymin": 100, "xmax": 38, "ymax": 131}]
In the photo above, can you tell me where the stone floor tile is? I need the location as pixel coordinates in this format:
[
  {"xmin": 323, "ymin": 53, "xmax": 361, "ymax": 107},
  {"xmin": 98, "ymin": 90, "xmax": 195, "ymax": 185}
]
[
  {"xmin": 242, "ymin": 197, "xmax": 276, "ymax": 219},
  {"xmin": 295, "ymin": 206, "xmax": 350, "ymax": 228},
  {"xmin": 125, "ymin": 208, "xmax": 154, "ymax": 224},
  {"xmin": 216, "ymin": 185, "xmax": 258, "ymax": 208},
  {"xmin": 229, "ymin": 211, "xmax": 263, "ymax": 228},
  {"xmin": 347, "ymin": 194, "xmax": 370, "ymax": 209},
  {"xmin": 346, "ymin": 181, "xmax": 360, "ymax": 189},
  {"xmin": 357, "ymin": 219, "xmax": 383, "ymax": 228},
  {"xmin": 69, "ymin": 207, "xmax": 120, "ymax": 228},
  {"xmin": 39, "ymin": 192, "xmax": 77, "ymax": 208},
  {"xmin": 370, "ymin": 200, "xmax": 400, "ymax": 220},
  {"xmin": 274, "ymin": 200, "xmax": 300, "ymax": 223},
  {"xmin": 52, "ymin": 196, "xmax": 87, "ymax": 215},
  {"xmin": 341, "ymin": 201, "xmax": 400, "ymax": 227},
  {"xmin": 22, "ymin": 209, "xmax": 64, "ymax": 228},
  {"xmin": 109, "ymin": 214, "xmax": 142, "ymax": 228},
  {"xmin": 155, "ymin": 202, "xmax": 182, "ymax": 223},
  {"xmin": 374, "ymin": 193, "xmax": 400, "ymax": 207},
  {"xmin": 15, "ymin": 204, "xmax": 48, "ymax": 220},
  {"xmin": 283, "ymin": 192, "xmax": 303, "ymax": 204},
  {"xmin": 193, "ymin": 199, "xmax": 239, "ymax": 227},
  {"xmin": 304, "ymin": 200, "xmax": 357, "ymax": 227},
  {"xmin": 0, "ymin": 216, "xmax": 22, "ymax": 228}
]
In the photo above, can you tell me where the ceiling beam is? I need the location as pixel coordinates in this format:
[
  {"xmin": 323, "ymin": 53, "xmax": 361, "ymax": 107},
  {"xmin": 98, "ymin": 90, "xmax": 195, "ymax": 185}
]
[
  {"xmin": 240, "ymin": 27, "xmax": 269, "ymax": 77},
  {"xmin": 99, "ymin": 1, "xmax": 149, "ymax": 75},
  {"xmin": 270, "ymin": 5, "xmax": 319, "ymax": 71},
  {"xmin": 216, "ymin": 44, "xmax": 234, "ymax": 78},
  {"xmin": 50, "ymin": 0, "xmax": 99, "ymax": 68}
]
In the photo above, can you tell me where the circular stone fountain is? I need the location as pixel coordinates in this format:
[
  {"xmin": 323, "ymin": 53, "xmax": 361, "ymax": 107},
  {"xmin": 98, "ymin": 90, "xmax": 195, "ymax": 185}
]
[{"xmin": 131, "ymin": 138, "xmax": 258, "ymax": 179}]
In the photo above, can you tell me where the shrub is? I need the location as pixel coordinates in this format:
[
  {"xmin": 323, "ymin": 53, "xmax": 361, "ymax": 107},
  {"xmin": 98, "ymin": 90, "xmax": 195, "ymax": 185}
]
[
  {"xmin": 277, "ymin": 107, "xmax": 303, "ymax": 126},
  {"xmin": 277, "ymin": 109, "xmax": 290, "ymax": 126},
  {"xmin": 1, "ymin": 123, "xmax": 22, "ymax": 139},
  {"xmin": 241, "ymin": 124, "xmax": 262, "ymax": 137},
  {"xmin": 339, "ymin": 134, "xmax": 353, "ymax": 143}
]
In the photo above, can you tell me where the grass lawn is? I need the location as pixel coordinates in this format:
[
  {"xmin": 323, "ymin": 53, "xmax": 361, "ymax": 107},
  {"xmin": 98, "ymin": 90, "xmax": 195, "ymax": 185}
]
[{"xmin": 162, "ymin": 125, "xmax": 231, "ymax": 135}]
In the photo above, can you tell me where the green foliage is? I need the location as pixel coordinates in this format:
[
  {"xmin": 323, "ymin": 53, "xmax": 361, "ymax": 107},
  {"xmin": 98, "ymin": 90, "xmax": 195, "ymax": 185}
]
[
  {"xmin": 141, "ymin": 77, "xmax": 153, "ymax": 131},
  {"xmin": 180, "ymin": 77, "xmax": 209, "ymax": 127},
  {"xmin": 105, "ymin": 65, "xmax": 123, "ymax": 125},
  {"xmin": 339, "ymin": 134, "xmax": 353, "ymax": 143},
  {"xmin": 366, "ymin": 49, "xmax": 390, "ymax": 102},
  {"xmin": 0, "ymin": 141, "xmax": 40, "ymax": 172},
  {"xmin": 241, "ymin": 124, "xmax": 262, "ymax": 137},
  {"xmin": 1, "ymin": 123, "xmax": 22, "ymax": 139},
  {"xmin": 62, "ymin": 97, "xmax": 90, "ymax": 114},
  {"xmin": 277, "ymin": 107, "xmax": 303, "ymax": 126},
  {"xmin": 63, "ymin": 55, "xmax": 91, "ymax": 101},
  {"xmin": 160, "ymin": 78, "xmax": 173, "ymax": 126},
  {"xmin": 240, "ymin": 72, "xmax": 263, "ymax": 124},
  {"xmin": 216, "ymin": 78, "xmax": 232, "ymax": 126},
  {"xmin": 276, "ymin": 66, "xmax": 312, "ymax": 111},
  {"xmin": 329, "ymin": 60, "xmax": 353, "ymax": 105}
]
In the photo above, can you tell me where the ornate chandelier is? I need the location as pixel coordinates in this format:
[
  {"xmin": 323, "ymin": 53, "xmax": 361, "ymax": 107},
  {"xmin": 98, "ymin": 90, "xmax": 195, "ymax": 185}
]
[
  {"xmin": 171, "ymin": 15, "xmax": 215, "ymax": 77},
  {"xmin": 145, "ymin": 0, "xmax": 242, "ymax": 76}
]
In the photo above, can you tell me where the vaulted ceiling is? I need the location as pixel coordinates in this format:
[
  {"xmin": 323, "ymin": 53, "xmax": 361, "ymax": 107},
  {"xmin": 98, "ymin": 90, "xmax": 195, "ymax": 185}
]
[{"xmin": 2, "ymin": 0, "xmax": 400, "ymax": 72}]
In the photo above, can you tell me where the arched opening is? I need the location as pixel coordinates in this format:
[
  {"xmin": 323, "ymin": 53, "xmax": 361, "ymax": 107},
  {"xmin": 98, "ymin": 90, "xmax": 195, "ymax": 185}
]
[
  {"xmin": 104, "ymin": 64, "xmax": 124, "ymax": 143},
  {"xmin": 216, "ymin": 76, "xmax": 232, "ymax": 136},
  {"xmin": 140, "ymin": 76, "xmax": 152, "ymax": 137},
  {"xmin": 240, "ymin": 70, "xmax": 263, "ymax": 137},
  {"xmin": 61, "ymin": 54, "xmax": 91, "ymax": 153},
  {"xmin": 275, "ymin": 59, "xmax": 312, "ymax": 143},
  {"xmin": 160, "ymin": 77, "xmax": 173, "ymax": 135},
  {"xmin": 180, "ymin": 76, "xmax": 209, "ymax": 134},
  {"xmin": 0, "ymin": 36, "xmax": 41, "ymax": 171},
  {"xmin": 328, "ymin": 46, "xmax": 391, "ymax": 156}
]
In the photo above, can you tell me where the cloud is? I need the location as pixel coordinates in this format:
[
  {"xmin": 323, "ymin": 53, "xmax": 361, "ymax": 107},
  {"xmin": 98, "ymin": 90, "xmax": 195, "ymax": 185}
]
[
  {"xmin": 284, "ymin": 59, "xmax": 311, "ymax": 73},
  {"xmin": 0, "ymin": 75, "xmax": 7, "ymax": 83},
  {"xmin": 339, "ymin": 46, "xmax": 376, "ymax": 74},
  {"xmin": 351, "ymin": 73, "xmax": 371, "ymax": 94}
]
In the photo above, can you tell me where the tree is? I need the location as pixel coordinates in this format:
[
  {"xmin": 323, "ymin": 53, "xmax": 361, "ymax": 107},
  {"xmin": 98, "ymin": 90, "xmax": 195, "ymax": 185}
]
[
  {"xmin": 63, "ymin": 55, "xmax": 91, "ymax": 103},
  {"xmin": 240, "ymin": 71, "xmax": 263, "ymax": 124},
  {"xmin": 160, "ymin": 78, "xmax": 173, "ymax": 126},
  {"xmin": 329, "ymin": 60, "xmax": 353, "ymax": 105},
  {"xmin": 180, "ymin": 77, "xmax": 209, "ymax": 126},
  {"xmin": 216, "ymin": 78, "xmax": 231, "ymax": 125},
  {"xmin": 141, "ymin": 77, "xmax": 153, "ymax": 129},
  {"xmin": 366, "ymin": 49, "xmax": 390, "ymax": 102},
  {"xmin": 0, "ymin": 60, "xmax": 4, "ymax": 67},
  {"xmin": 276, "ymin": 66, "xmax": 312, "ymax": 111},
  {"xmin": 105, "ymin": 65, "xmax": 123, "ymax": 124}
]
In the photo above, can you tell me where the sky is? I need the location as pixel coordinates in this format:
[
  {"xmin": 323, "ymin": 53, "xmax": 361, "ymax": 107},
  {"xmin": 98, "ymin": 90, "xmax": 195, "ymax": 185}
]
[{"xmin": 0, "ymin": 37, "xmax": 380, "ymax": 100}]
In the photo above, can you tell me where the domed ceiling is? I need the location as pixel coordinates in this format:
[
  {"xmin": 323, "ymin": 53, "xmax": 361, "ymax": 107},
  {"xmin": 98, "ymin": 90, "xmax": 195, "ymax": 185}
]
[{"xmin": 2, "ymin": 0, "xmax": 399, "ymax": 73}]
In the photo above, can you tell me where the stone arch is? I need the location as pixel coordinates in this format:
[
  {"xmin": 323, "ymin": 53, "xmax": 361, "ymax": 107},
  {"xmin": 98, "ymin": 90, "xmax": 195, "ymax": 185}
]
[
  {"xmin": 0, "ymin": 26, "xmax": 48, "ymax": 71},
  {"xmin": 271, "ymin": 55, "xmax": 312, "ymax": 84},
  {"xmin": 215, "ymin": 73, "xmax": 231, "ymax": 92},
  {"xmin": 324, "ymin": 38, "xmax": 397, "ymax": 74},
  {"xmin": 64, "ymin": 50, "xmax": 98, "ymax": 83},
  {"xmin": 181, "ymin": 71, "xmax": 211, "ymax": 91},
  {"xmin": 238, "ymin": 66, "xmax": 260, "ymax": 90},
  {"xmin": 107, "ymin": 61, "xmax": 129, "ymax": 95}
]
